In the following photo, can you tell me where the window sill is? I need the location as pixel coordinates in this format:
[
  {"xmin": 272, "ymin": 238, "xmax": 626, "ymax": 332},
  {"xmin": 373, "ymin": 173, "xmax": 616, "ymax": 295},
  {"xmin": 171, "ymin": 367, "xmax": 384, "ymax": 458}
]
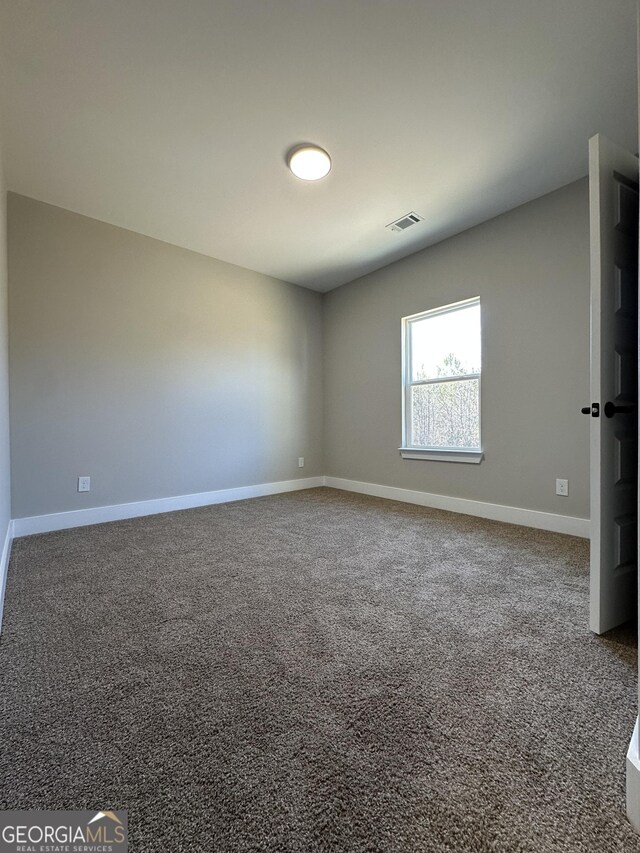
[{"xmin": 398, "ymin": 448, "xmax": 484, "ymax": 464}]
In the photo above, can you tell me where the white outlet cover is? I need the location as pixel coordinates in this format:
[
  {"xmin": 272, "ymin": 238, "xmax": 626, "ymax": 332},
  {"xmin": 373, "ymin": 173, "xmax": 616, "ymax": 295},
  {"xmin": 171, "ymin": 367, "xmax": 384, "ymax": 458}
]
[{"xmin": 78, "ymin": 476, "xmax": 91, "ymax": 492}]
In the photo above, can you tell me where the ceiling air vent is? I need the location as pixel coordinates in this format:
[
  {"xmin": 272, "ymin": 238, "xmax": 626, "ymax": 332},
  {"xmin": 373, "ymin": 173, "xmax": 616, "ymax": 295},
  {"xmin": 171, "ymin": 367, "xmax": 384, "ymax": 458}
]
[{"xmin": 386, "ymin": 211, "xmax": 424, "ymax": 233}]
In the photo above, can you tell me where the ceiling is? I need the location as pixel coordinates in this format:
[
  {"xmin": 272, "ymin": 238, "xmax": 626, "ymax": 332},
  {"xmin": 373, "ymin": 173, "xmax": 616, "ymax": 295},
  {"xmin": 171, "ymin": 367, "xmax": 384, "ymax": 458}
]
[{"xmin": 0, "ymin": 0, "xmax": 637, "ymax": 292}]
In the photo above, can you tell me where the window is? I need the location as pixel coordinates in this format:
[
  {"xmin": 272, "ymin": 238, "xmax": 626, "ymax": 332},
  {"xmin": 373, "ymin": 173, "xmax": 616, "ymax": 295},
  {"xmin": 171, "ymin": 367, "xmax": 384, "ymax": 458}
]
[{"xmin": 401, "ymin": 297, "xmax": 483, "ymax": 463}]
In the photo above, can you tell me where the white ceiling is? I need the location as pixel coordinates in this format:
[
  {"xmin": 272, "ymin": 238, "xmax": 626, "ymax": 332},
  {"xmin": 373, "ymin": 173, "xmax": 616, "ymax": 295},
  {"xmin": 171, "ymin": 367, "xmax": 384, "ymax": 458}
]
[{"xmin": 0, "ymin": 0, "xmax": 637, "ymax": 292}]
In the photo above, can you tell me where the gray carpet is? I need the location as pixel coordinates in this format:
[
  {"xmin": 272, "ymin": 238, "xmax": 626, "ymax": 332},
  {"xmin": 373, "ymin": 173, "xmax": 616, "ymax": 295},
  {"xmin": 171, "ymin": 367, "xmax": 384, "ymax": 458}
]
[{"xmin": 0, "ymin": 487, "xmax": 638, "ymax": 852}]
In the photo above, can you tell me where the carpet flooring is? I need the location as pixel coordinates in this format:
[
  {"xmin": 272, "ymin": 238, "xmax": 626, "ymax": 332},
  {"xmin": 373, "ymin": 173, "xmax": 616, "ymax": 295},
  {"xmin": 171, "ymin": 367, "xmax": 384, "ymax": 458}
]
[{"xmin": 0, "ymin": 487, "xmax": 638, "ymax": 852}]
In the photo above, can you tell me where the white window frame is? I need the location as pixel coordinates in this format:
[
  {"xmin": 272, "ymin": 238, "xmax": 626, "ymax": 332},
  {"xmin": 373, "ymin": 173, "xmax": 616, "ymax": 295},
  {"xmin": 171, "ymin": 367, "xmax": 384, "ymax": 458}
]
[{"xmin": 400, "ymin": 296, "xmax": 483, "ymax": 463}]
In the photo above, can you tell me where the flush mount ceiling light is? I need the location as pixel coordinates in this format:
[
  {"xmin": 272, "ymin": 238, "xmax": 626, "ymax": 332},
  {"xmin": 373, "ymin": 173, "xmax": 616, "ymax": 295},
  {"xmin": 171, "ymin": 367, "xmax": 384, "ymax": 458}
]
[{"xmin": 287, "ymin": 144, "xmax": 331, "ymax": 181}]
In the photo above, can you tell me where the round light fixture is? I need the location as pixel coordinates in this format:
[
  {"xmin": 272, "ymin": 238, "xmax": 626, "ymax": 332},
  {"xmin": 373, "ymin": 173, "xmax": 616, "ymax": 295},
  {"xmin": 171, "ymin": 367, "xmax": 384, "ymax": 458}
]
[{"xmin": 287, "ymin": 144, "xmax": 331, "ymax": 181}]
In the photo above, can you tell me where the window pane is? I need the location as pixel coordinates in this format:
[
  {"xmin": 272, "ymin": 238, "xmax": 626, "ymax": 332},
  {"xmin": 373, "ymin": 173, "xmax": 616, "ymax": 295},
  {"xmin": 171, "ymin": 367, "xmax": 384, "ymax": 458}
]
[
  {"xmin": 410, "ymin": 379, "xmax": 480, "ymax": 449},
  {"xmin": 410, "ymin": 303, "xmax": 480, "ymax": 381}
]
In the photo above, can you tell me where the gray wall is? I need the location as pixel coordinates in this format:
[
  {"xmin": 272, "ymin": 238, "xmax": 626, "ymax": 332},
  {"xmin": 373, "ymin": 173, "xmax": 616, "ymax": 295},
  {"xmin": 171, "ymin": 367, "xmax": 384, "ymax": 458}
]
[
  {"xmin": 0, "ymin": 139, "xmax": 10, "ymax": 537},
  {"xmin": 323, "ymin": 179, "xmax": 590, "ymax": 519},
  {"xmin": 8, "ymin": 194, "xmax": 323, "ymax": 518},
  {"xmin": 8, "ymin": 181, "xmax": 590, "ymax": 521}
]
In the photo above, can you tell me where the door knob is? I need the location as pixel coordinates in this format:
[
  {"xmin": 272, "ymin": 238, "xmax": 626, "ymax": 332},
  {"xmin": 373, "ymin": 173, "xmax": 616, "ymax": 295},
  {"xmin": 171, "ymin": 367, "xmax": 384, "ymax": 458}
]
[
  {"xmin": 581, "ymin": 403, "xmax": 600, "ymax": 417},
  {"xmin": 604, "ymin": 401, "xmax": 633, "ymax": 418}
]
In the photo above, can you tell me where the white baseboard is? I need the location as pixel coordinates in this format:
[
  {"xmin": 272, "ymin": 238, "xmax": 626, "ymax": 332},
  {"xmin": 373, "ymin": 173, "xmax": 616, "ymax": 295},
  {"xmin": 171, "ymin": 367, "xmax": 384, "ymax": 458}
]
[
  {"xmin": 0, "ymin": 519, "xmax": 14, "ymax": 633},
  {"xmin": 12, "ymin": 477, "xmax": 324, "ymax": 537},
  {"xmin": 627, "ymin": 720, "xmax": 640, "ymax": 831},
  {"xmin": 323, "ymin": 476, "xmax": 590, "ymax": 538},
  {"xmin": 11, "ymin": 474, "xmax": 590, "ymax": 539}
]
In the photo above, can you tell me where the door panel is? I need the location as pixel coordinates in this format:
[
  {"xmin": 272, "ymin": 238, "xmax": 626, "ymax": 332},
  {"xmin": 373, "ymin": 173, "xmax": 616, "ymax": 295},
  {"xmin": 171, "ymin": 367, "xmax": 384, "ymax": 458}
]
[
  {"xmin": 589, "ymin": 134, "xmax": 639, "ymax": 635},
  {"xmin": 615, "ymin": 433, "xmax": 635, "ymax": 486}
]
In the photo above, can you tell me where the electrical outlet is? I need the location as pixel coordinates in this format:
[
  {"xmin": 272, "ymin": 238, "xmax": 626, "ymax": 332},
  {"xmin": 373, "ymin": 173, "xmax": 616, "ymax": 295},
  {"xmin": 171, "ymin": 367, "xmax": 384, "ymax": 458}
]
[
  {"xmin": 78, "ymin": 476, "xmax": 91, "ymax": 493},
  {"xmin": 298, "ymin": 457, "xmax": 305, "ymax": 468},
  {"xmin": 556, "ymin": 478, "xmax": 569, "ymax": 497}
]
